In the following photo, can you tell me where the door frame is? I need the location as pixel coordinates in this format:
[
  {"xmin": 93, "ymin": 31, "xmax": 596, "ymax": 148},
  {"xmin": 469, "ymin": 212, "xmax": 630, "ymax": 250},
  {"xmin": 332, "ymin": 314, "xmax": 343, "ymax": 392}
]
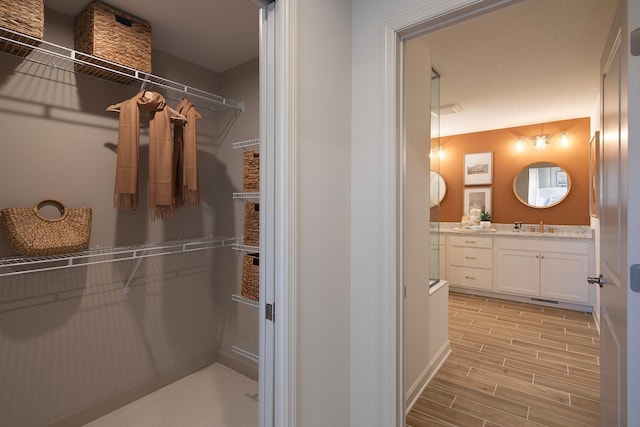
[
  {"xmin": 260, "ymin": 1, "xmax": 297, "ymax": 426},
  {"xmin": 381, "ymin": 1, "xmax": 524, "ymax": 423}
]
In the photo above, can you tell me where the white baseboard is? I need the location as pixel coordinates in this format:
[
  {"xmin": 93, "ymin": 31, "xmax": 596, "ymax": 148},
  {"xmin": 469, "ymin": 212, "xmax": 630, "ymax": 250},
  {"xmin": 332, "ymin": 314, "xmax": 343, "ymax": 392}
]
[
  {"xmin": 405, "ymin": 340, "xmax": 452, "ymax": 415},
  {"xmin": 449, "ymin": 286, "xmax": 594, "ymax": 313}
]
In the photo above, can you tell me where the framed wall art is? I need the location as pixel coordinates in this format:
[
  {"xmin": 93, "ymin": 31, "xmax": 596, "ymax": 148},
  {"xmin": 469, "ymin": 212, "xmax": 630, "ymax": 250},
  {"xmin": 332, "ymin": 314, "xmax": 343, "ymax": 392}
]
[
  {"xmin": 463, "ymin": 187, "xmax": 491, "ymax": 215},
  {"xmin": 463, "ymin": 151, "xmax": 493, "ymax": 185},
  {"xmin": 556, "ymin": 171, "xmax": 568, "ymax": 187}
]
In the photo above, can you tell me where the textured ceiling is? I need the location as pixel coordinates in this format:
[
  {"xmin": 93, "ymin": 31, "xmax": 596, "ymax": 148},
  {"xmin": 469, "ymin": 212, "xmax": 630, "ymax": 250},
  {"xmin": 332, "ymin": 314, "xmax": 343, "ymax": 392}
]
[
  {"xmin": 44, "ymin": 0, "xmax": 260, "ymax": 73},
  {"xmin": 423, "ymin": 0, "xmax": 617, "ymax": 136}
]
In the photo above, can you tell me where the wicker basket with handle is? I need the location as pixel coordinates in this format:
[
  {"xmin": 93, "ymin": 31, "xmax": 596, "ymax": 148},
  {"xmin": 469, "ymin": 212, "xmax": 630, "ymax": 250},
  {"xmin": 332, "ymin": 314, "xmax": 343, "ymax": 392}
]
[
  {"xmin": 1, "ymin": 199, "xmax": 92, "ymax": 257},
  {"xmin": 0, "ymin": 0, "xmax": 44, "ymax": 57}
]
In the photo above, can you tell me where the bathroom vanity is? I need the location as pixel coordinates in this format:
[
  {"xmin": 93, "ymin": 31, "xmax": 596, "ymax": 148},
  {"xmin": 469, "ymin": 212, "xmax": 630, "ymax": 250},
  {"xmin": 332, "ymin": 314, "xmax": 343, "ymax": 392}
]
[{"xmin": 438, "ymin": 223, "xmax": 594, "ymax": 311}]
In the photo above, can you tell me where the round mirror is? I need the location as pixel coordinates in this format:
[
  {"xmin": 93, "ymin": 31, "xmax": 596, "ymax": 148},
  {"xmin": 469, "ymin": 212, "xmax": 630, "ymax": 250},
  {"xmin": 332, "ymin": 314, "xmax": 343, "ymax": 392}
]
[
  {"xmin": 513, "ymin": 162, "xmax": 570, "ymax": 208},
  {"xmin": 430, "ymin": 171, "xmax": 447, "ymax": 208}
]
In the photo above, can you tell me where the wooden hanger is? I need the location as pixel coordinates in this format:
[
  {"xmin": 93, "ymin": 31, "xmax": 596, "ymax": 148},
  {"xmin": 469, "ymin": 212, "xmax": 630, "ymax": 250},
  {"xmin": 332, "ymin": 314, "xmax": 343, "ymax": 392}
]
[
  {"xmin": 177, "ymin": 97, "xmax": 203, "ymax": 120},
  {"xmin": 106, "ymin": 91, "xmax": 188, "ymax": 122}
]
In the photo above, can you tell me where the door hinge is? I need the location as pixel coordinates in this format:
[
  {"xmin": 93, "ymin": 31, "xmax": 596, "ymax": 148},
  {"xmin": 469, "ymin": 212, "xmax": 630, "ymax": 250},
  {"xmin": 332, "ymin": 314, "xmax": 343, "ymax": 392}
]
[
  {"xmin": 266, "ymin": 303, "xmax": 274, "ymax": 322},
  {"xmin": 631, "ymin": 28, "xmax": 640, "ymax": 56}
]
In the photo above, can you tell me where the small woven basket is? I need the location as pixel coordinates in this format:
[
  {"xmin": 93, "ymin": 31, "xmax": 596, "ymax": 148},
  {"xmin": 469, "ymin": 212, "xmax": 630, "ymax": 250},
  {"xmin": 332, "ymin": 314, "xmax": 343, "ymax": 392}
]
[
  {"xmin": 241, "ymin": 253, "xmax": 259, "ymax": 301},
  {"xmin": 74, "ymin": 1, "xmax": 151, "ymax": 83},
  {"xmin": 1, "ymin": 199, "xmax": 92, "ymax": 257},
  {"xmin": 243, "ymin": 203, "xmax": 259, "ymax": 247},
  {"xmin": 243, "ymin": 149, "xmax": 260, "ymax": 192},
  {"xmin": 0, "ymin": 0, "xmax": 44, "ymax": 57}
]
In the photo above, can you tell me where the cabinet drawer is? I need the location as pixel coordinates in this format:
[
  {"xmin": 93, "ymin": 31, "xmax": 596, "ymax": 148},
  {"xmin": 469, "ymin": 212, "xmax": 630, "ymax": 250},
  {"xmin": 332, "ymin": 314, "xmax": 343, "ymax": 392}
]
[
  {"xmin": 449, "ymin": 266, "xmax": 493, "ymax": 290},
  {"xmin": 449, "ymin": 247, "xmax": 492, "ymax": 268},
  {"xmin": 448, "ymin": 235, "xmax": 493, "ymax": 248},
  {"xmin": 496, "ymin": 237, "xmax": 589, "ymax": 255}
]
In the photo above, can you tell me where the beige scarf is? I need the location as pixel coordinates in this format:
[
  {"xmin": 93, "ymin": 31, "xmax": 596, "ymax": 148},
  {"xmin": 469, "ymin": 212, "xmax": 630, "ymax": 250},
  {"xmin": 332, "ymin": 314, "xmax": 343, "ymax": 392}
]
[
  {"xmin": 173, "ymin": 98, "xmax": 201, "ymax": 206},
  {"xmin": 113, "ymin": 91, "xmax": 175, "ymax": 219}
]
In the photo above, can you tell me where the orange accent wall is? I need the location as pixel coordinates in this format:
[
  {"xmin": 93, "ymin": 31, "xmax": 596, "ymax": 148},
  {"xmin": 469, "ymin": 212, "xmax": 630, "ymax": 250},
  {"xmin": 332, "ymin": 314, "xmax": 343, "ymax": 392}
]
[{"xmin": 431, "ymin": 118, "xmax": 591, "ymax": 225}]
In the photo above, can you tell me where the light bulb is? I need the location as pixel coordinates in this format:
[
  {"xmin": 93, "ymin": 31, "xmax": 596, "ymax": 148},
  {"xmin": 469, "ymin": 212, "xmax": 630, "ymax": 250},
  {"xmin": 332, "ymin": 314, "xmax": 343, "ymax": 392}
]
[
  {"xmin": 561, "ymin": 133, "xmax": 569, "ymax": 147},
  {"xmin": 516, "ymin": 138, "xmax": 524, "ymax": 152}
]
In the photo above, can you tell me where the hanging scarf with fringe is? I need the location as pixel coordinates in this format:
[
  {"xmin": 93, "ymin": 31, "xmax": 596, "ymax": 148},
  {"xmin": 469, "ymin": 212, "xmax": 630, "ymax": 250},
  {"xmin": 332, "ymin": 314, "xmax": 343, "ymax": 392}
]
[
  {"xmin": 173, "ymin": 98, "xmax": 201, "ymax": 206},
  {"xmin": 113, "ymin": 91, "xmax": 176, "ymax": 219}
]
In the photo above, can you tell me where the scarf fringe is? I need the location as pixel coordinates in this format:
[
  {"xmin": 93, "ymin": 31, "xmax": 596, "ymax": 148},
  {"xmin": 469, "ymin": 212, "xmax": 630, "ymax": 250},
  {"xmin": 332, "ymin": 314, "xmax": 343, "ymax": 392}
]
[
  {"xmin": 150, "ymin": 205, "xmax": 175, "ymax": 220},
  {"xmin": 114, "ymin": 194, "xmax": 137, "ymax": 210},
  {"xmin": 184, "ymin": 190, "xmax": 200, "ymax": 206}
]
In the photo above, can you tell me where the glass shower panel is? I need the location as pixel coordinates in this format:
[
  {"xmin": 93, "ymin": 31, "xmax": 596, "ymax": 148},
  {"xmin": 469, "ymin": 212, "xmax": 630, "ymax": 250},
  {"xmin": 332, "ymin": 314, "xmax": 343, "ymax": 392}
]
[{"xmin": 429, "ymin": 68, "xmax": 441, "ymax": 285}]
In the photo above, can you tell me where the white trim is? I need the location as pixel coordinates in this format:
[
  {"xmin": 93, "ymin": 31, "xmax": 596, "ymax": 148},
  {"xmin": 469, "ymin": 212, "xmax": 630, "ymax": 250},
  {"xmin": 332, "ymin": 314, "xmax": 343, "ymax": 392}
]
[
  {"xmin": 380, "ymin": 1, "xmax": 523, "ymax": 424},
  {"xmin": 259, "ymin": 4, "xmax": 274, "ymax": 426},
  {"xmin": 405, "ymin": 342, "xmax": 452, "ymax": 415},
  {"xmin": 273, "ymin": 0, "xmax": 297, "ymax": 426}
]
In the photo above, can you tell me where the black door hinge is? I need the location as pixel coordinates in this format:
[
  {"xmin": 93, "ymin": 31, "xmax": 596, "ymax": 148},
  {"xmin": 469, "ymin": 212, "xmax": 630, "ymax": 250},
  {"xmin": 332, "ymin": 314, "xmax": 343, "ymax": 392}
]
[{"xmin": 266, "ymin": 303, "xmax": 274, "ymax": 322}]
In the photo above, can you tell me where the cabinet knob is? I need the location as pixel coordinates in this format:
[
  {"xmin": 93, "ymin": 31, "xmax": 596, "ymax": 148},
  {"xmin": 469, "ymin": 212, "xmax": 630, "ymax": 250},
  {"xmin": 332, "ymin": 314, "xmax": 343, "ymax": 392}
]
[
  {"xmin": 465, "ymin": 256, "xmax": 476, "ymax": 260},
  {"xmin": 464, "ymin": 276, "xmax": 476, "ymax": 280}
]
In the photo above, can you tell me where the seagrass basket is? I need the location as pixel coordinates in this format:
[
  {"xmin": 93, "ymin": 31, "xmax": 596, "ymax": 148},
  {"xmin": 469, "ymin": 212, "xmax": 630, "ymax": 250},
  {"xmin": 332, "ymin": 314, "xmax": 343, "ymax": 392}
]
[
  {"xmin": 241, "ymin": 253, "xmax": 259, "ymax": 301},
  {"xmin": 74, "ymin": 1, "xmax": 151, "ymax": 82},
  {"xmin": 1, "ymin": 199, "xmax": 92, "ymax": 257},
  {"xmin": 0, "ymin": 0, "xmax": 44, "ymax": 57},
  {"xmin": 243, "ymin": 203, "xmax": 259, "ymax": 247},
  {"xmin": 243, "ymin": 149, "xmax": 260, "ymax": 192}
]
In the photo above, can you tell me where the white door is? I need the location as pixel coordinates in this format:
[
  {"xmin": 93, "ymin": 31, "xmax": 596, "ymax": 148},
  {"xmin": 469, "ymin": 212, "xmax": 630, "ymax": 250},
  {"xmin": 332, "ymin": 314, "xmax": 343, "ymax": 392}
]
[{"xmin": 598, "ymin": 1, "xmax": 629, "ymax": 425}]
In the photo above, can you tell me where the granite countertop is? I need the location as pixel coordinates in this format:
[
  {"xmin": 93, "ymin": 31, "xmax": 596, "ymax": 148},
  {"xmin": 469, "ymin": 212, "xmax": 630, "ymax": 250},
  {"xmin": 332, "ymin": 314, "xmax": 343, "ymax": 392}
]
[{"xmin": 434, "ymin": 222, "xmax": 594, "ymax": 240}]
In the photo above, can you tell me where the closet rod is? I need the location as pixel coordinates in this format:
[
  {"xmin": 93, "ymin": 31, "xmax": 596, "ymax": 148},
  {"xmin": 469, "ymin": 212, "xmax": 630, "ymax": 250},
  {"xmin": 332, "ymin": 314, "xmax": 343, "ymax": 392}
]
[{"xmin": 0, "ymin": 27, "xmax": 244, "ymax": 112}]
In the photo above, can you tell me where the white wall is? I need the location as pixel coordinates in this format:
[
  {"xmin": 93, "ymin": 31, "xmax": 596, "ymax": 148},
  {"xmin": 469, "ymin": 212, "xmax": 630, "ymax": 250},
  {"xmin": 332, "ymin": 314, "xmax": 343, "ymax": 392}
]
[
  {"xmin": 294, "ymin": 0, "xmax": 352, "ymax": 425},
  {"xmin": 402, "ymin": 36, "xmax": 432, "ymax": 404}
]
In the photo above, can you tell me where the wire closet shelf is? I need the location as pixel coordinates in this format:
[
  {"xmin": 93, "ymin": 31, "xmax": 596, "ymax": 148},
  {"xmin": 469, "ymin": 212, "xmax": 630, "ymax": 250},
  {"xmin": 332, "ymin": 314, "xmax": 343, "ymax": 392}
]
[
  {"xmin": 0, "ymin": 27, "xmax": 244, "ymax": 112},
  {"xmin": 0, "ymin": 236, "xmax": 239, "ymax": 278}
]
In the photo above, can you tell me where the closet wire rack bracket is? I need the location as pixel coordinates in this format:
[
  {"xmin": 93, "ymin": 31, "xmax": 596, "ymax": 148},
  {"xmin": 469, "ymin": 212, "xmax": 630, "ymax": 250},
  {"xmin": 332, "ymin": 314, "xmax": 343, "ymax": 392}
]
[
  {"xmin": 0, "ymin": 27, "xmax": 244, "ymax": 112},
  {"xmin": 232, "ymin": 139, "xmax": 261, "ymax": 150},
  {"xmin": 0, "ymin": 235, "xmax": 239, "ymax": 278},
  {"xmin": 232, "ymin": 243, "xmax": 260, "ymax": 253},
  {"xmin": 232, "ymin": 336, "xmax": 259, "ymax": 363},
  {"xmin": 233, "ymin": 192, "xmax": 260, "ymax": 200}
]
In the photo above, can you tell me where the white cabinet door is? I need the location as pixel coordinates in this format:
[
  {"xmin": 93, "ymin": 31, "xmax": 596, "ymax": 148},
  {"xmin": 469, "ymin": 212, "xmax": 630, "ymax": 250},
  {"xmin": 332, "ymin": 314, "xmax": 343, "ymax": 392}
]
[
  {"xmin": 495, "ymin": 249, "xmax": 539, "ymax": 296},
  {"xmin": 540, "ymin": 252, "xmax": 590, "ymax": 304}
]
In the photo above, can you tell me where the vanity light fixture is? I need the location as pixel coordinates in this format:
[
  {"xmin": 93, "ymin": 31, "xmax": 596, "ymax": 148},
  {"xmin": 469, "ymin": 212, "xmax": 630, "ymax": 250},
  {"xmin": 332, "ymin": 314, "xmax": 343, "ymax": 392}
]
[
  {"xmin": 429, "ymin": 146, "xmax": 445, "ymax": 159},
  {"xmin": 515, "ymin": 132, "xmax": 569, "ymax": 151}
]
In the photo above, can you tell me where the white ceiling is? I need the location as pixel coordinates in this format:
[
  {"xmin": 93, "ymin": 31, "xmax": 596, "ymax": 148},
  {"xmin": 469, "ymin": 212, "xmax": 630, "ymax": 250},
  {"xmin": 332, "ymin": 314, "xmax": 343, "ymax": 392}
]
[
  {"xmin": 42, "ymin": 0, "xmax": 617, "ymax": 136},
  {"xmin": 423, "ymin": 0, "xmax": 617, "ymax": 136},
  {"xmin": 44, "ymin": 0, "xmax": 260, "ymax": 73}
]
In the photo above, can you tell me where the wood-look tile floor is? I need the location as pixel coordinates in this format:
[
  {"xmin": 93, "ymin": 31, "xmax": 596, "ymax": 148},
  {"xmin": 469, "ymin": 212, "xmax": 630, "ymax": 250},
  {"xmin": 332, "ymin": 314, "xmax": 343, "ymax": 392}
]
[{"xmin": 407, "ymin": 292, "xmax": 600, "ymax": 427}]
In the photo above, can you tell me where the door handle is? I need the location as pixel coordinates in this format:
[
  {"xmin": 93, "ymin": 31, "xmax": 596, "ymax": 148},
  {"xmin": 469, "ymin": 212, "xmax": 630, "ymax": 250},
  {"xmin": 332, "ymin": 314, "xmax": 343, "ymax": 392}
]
[{"xmin": 586, "ymin": 274, "xmax": 604, "ymax": 287}]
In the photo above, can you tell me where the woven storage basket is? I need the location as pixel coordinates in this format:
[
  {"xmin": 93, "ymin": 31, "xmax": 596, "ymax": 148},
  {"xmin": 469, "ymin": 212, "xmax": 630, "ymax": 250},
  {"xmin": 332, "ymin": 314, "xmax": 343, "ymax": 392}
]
[
  {"xmin": 1, "ymin": 199, "xmax": 92, "ymax": 257},
  {"xmin": 74, "ymin": 1, "xmax": 151, "ymax": 83},
  {"xmin": 0, "ymin": 0, "xmax": 44, "ymax": 57},
  {"xmin": 241, "ymin": 253, "xmax": 259, "ymax": 301},
  {"xmin": 243, "ymin": 203, "xmax": 259, "ymax": 247},
  {"xmin": 243, "ymin": 149, "xmax": 260, "ymax": 192}
]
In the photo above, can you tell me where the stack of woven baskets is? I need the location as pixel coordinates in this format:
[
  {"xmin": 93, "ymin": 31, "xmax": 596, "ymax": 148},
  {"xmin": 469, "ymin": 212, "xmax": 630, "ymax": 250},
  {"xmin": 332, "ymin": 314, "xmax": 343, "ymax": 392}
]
[{"xmin": 241, "ymin": 149, "xmax": 260, "ymax": 301}]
